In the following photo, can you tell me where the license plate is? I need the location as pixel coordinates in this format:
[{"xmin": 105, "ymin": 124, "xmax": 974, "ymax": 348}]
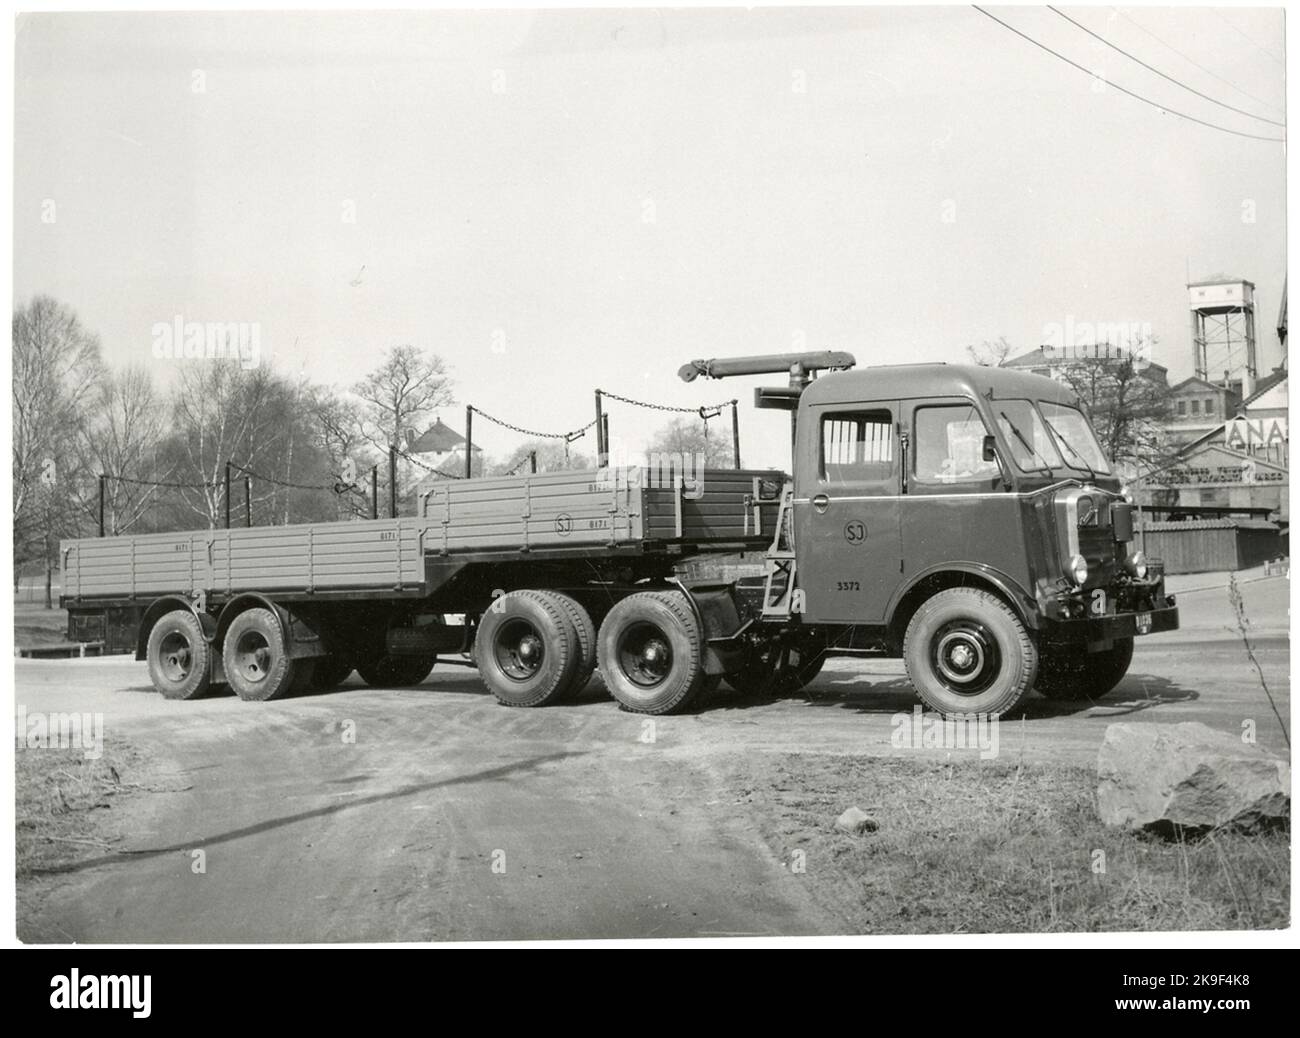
[{"xmin": 1135, "ymin": 612, "xmax": 1152, "ymax": 634}]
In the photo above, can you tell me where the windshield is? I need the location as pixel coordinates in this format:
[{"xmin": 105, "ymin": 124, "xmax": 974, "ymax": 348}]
[
  {"xmin": 994, "ymin": 400, "xmax": 1061, "ymax": 474},
  {"xmin": 1039, "ymin": 401, "xmax": 1112, "ymax": 475}
]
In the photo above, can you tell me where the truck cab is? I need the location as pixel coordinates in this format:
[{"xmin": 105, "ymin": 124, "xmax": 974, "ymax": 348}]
[{"xmin": 724, "ymin": 361, "xmax": 1178, "ymax": 717}]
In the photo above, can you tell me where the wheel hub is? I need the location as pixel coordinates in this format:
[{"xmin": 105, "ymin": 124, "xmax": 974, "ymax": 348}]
[{"xmin": 931, "ymin": 622, "xmax": 999, "ymax": 695}]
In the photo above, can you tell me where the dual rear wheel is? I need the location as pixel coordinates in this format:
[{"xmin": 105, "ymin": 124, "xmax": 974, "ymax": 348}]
[{"xmin": 475, "ymin": 588, "xmax": 708, "ymax": 715}]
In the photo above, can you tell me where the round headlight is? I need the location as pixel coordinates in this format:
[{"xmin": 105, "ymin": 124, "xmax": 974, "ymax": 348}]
[
  {"xmin": 1125, "ymin": 550, "xmax": 1147, "ymax": 580},
  {"xmin": 1069, "ymin": 554, "xmax": 1089, "ymax": 586}
]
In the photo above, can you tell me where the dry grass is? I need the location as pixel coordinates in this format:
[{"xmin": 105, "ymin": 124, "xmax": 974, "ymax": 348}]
[
  {"xmin": 726, "ymin": 753, "xmax": 1289, "ymax": 934},
  {"xmin": 15, "ymin": 742, "xmax": 146, "ymax": 877}
]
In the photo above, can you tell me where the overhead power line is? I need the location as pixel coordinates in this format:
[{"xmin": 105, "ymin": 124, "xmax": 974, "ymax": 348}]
[
  {"xmin": 1110, "ymin": 7, "xmax": 1285, "ymax": 118},
  {"xmin": 970, "ymin": 6, "xmax": 1286, "ymax": 143},
  {"xmin": 1210, "ymin": 7, "xmax": 1285, "ymax": 66},
  {"xmin": 1049, "ymin": 6, "xmax": 1284, "ymax": 128}
]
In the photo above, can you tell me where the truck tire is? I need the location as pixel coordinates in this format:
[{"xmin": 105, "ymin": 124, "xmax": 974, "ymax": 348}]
[
  {"xmin": 526, "ymin": 590, "xmax": 597, "ymax": 698},
  {"xmin": 146, "ymin": 609, "xmax": 213, "ymax": 700},
  {"xmin": 222, "ymin": 607, "xmax": 302, "ymax": 702},
  {"xmin": 724, "ymin": 644, "xmax": 824, "ymax": 696},
  {"xmin": 597, "ymin": 591, "xmax": 704, "ymax": 715},
  {"xmin": 474, "ymin": 591, "xmax": 577, "ymax": 707},
  {"xmin": 903, "ymin": 588, "xmax": 1037, "ymax": 718},
  {"xmin": 355, "ymin": 654, "xmax": 436, "ymax": 688},
  {"xmin": 1036, "ymin": 638, "xmax": 1134, "ymax": 702},
  {"xmin": 312, "ymin": 655, "xmax": 355, "ymax": 690}
]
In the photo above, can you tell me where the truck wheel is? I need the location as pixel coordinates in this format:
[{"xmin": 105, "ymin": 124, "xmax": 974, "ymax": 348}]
[
  {"xmin": 1036, "ymin": 638, "xmax": 1134, "ymax": 702},
  {"xmin": 474, "ymin": 591, "xmax": 577, "ymax": 707},
  {"xmin": 312, "ymin": 655, "xmax": 355, "ymax": 690},
  {"xmin": 355, "ymin": 654, "xmax": 436, "ymax": 688},
  {"xmin": 526, "ymin": 590, "xmax": 597, "ymax": 698},
  {"xmin": 222, "ymin": 607, "xmax": 302, "ymax": 701},
  {"xmin": 146, "ymin": 609, "xmax": 212, "ymax": 700},
  {"xmin": 903, "ymin": 588, "xmax": 1037, "ymax": 718},
  {"xmin": 597, "ymin": 591, "xmax": 704, "ymax": 715},
  {"xmin": 724, "ymin": 644, "xmax": 824, "ymax": 695}
]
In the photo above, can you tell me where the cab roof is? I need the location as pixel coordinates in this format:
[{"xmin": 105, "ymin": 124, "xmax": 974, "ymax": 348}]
[{"xmin": 800, "ymin": 362, "xmax": 1080, "ymax": 408}]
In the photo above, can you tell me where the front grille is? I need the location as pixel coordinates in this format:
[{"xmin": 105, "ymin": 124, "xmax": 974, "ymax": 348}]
[{"xmin": 1077, "ymin": 525, "xmax": 1119, "ymax": 586}]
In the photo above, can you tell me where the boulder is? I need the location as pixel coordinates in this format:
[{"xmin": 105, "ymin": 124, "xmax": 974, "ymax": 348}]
[
  {"xmin": 834, "ymin": 806, "xmax": 878, "ymax": 835},
  {"xmin": 1097, "ymin": 722, "xmax": 1290, "ymax": 835}
]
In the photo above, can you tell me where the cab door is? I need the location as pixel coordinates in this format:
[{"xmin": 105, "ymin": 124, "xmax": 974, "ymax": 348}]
[{"xmin": 793, "ymin": 401, "xmax": 901, "ymax": 624}]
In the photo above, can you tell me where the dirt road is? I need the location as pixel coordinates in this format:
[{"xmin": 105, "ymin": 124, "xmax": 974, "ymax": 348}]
[{"xmin": 14, "ymin": 576, "xmax": 1289, "ymax": 942}]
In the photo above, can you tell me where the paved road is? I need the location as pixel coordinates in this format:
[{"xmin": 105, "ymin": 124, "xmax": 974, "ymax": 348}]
[{"xmin": 15, "ymin": 576, "xmax": 1289, "ymax": 942}]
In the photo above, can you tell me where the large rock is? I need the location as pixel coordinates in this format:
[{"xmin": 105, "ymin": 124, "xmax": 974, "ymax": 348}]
[{"xmin": 1097, "ymin": 722, "xmax": 1290, "ymax": 835}]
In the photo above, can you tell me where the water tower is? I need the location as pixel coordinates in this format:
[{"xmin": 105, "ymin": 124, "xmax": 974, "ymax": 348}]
[{"xmin": 1188, "ymin": 277, "xmax": 1257, "ymax": 395}]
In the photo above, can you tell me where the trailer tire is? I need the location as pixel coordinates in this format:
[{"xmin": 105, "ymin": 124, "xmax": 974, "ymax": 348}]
[
  {"xmin": 146, "ymin": 609, "xmax": 213, "ymax": 700},
  {"xmin": 1036, "ymin": 638, "xmax": 1133, "ymax": 702},
  {"xmin": 903, "ymin": 588, "xmax": 1037, "ymax": 718},
  {"xmin": 724, "ymin": 643, "xmax": 824, "ymax": 696},
  {"xmin": 597, "ymin": 591, "xmax": 704, "ymax": 715},
  {"xmin": 355, "ymin": 654, "xmax": 436, "ymax": 688},
  {"xmin": 474, "ymin": 591, "xmax": 577, "ymax": 707},
  {"xmin": 526, "ymin": 590, "xmax": 597, "ymax": 698},
  {"xmin": 222, "ymin": 607, "xmax": 301, "ymax": 702}
]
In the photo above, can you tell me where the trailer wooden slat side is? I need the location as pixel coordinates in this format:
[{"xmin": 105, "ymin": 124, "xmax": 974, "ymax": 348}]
[{"xmin": 60, "ymin": 467, "xmax": 784, "ymax": 605}]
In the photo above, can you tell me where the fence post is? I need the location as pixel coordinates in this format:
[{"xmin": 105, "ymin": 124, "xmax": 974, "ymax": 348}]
[
  {"xmin": 731, "ymin": 399, "xmax": 741, "ymax": 469},
  {"xmin": 389, "ymin": 444, "xmax": 397, "ymax": 519},
  {"xmin": 465, "ymin": 405, "xmax": 474, "ymax": 479},
  {"xmin": 371, "ymin": 465, "xmax": 379, "ymax": 520},
  {"xmin": 530, "ymin": 450, "xmax": 537, "ymax": 474},
  {"xmin": 244, "ymin": 476, "xmax": 252, "ymax": 527},
  {"xmin": 98, "ymin": 473, "xmax": 106, "ymax": 537},
  {"xmin": 224, "ymin": 461, "xmax": 231, "ymax": 529},
  {"xmin": 594, "ymin": 390, "xmax": 605, "ymax": 466}
]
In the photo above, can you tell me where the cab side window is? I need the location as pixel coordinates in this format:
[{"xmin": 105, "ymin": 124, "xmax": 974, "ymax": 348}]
[
  {"xmin": 913, "ymin": 404, "xmax": 1000, "ymax": 485},
  {"xmin": 821, "ymin": 410, "xmax": 893, "ymax": 486}
]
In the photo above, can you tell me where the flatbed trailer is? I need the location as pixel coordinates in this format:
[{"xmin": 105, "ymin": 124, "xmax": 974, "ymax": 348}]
[
  {"xmin": 61, "ymin": 466, "xmax": 785, "ymax": 710},
  {"xmin": 61, "ymin": 351, "xmax": 1179, "ymax": 718}
]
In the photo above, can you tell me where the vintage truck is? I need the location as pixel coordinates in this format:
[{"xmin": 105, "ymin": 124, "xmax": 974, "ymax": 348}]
[{"xmin": 60, "ymin": 351, "xmax": 1178, "ymax": 718}]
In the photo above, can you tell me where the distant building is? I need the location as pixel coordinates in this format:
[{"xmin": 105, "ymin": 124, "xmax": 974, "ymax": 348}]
[
  {"xmin": 1164, "ymin": 377, "xmax": 1241, "ymax": 452},
  {"xmin": 405, "ymin": 417, "xmax": 481, "ymax": 485},
  {"xmin": 1004, "ymin": 343, "xmax": 1169, "ymax": 388}
]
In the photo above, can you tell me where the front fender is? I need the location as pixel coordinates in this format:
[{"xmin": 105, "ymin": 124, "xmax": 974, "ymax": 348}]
[{"xmin": 885, "ymin": 563, "xmax": 1039, "ymax": 634}]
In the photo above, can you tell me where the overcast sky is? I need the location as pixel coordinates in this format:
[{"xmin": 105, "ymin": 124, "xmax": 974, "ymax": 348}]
[{"xmin": 14, "ymin": 6, "xmax": 1287, "ymax": 469}]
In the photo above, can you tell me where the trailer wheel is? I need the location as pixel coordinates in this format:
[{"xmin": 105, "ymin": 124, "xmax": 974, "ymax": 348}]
[
  {"xmin": 526, "ymin": 590, "xmax": 597, "ymax": 698},
  {"xmin": 146, "ymin": 609, "xmax": 213, "ymax": 700},
  {"xmin": 312, "ymin": 655, "xmax": 355, "ymax": 690},
  {"xmin": 903, "ymin": 588, "xmax": 1037, "ymax": 718},
  {"xmin": 474, "ymin": 591, "xmax": 577, "ymax": 707},
  {"xmin": 355, "ymin": 654, "xmax": 436, "ymax": 688},
  {"xmin": 222, "ymin": 607, "xmax": 302, "ymax": 701},
  {"xmin": 1036, "ymin": 638, "xmax": 1133, "ymax": 702},
  {"xmin": 597, "ymin": 591, "xmax": 704, "ymax": 715}
]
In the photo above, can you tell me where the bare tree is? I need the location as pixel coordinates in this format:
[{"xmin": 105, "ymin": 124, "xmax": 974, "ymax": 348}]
[
  {"xmin": 11, "ymin": 296, "xmax": 103, "ymax": 603},
  {"xmin": 1056, "ymin": 340, "xmax": 1171, "ymax": 466},
  {"xmin": 646, "ymin": 415, "xmax": 735, "ymax": 468},
  {"xmin": 353, "ymin": 345, "xmax": 454, "ymax": 450},
  {"xmin": 74, "ymin": 366, "xmax": 168, "ymax": 534},
  {"xmin": 966, "ymin": 336, "xmax": 1014, "ymax": 367},
  {"xmin": 492, "ymin": 440, "xmax": 593, "ymax": 475}
]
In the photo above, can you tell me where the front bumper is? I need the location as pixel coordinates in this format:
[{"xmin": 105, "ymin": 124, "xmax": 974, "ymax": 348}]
[{"xmin": 1040, "ymin": 598, "xmax": 1179, "ymax": 647}]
